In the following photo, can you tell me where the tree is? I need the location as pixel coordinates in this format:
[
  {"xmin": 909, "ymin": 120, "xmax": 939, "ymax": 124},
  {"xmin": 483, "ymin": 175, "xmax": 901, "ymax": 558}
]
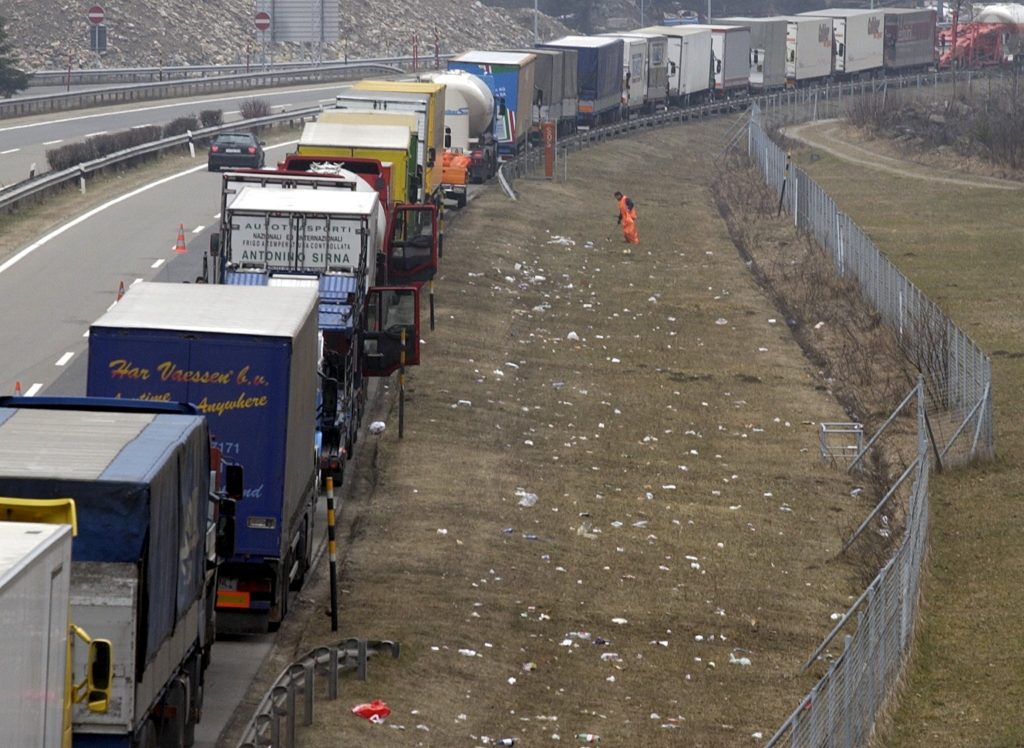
[{"xmin": 0, "ymin": 16, "xmax": 28, "ymax": 98}]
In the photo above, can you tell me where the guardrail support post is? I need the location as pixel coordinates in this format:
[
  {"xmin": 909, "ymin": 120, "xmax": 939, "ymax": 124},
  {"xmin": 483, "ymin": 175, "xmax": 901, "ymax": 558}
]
[
  {"xmin": 187, "ymin": 129, "xmax": 195, "ymax": 158},
  {"xmin": 302, "ymin": 663, "xmax": 315, "ymax": 725},
  {"xmin": 357, "ymin": 639, "xmax": 368, "ymax": 680},
  {"xmin": 79, "ymin": 170, "xmax": 86, "ymax": 194},
  {"xmin": 328, "ymin": 646, "xmax": 340, "ymax": 699}
]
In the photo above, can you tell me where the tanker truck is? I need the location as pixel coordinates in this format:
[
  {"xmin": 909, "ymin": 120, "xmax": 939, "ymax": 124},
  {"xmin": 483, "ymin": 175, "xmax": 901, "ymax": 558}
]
[{"xmin": 418, "ymin": 69, "xmax": 499, "ymax": 206}]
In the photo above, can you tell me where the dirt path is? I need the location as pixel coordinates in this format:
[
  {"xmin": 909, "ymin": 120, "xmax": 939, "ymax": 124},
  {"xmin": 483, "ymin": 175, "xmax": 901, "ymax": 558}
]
[{"xmin": 784, "ymin": 119, "xmax": 1023, "ymax": 191}]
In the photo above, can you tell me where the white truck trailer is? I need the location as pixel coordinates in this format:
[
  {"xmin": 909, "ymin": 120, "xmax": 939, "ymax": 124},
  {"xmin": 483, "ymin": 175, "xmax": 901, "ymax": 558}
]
[
  {"xmin": 784, "ymin": 15, "xmax": 835, "ymax": 86},
  {"xmin": 637, "ymin": 25, "xmax": 713, "ymax": 104},
  {"xmin": 716, "ymin": 16, "xmax": 789, "ymax": 89},
  {"xmin": 1, "ymin": 522, "xmax": 74, "ymax": 748},
  {"xmin": 803, "ymin": 8, "xmax": 885, "ymax": 77}
]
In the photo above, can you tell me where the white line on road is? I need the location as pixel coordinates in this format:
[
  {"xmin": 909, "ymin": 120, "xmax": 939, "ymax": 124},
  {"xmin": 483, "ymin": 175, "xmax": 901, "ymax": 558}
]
[
  {"xmin": 43, "ymin": 139, "xmax": 63, "ymax": 145},
  {"xmin": 213, "ymin": 213, "xmax": 221, "ymax": 219},
  {"xmin": 24, "ymin": 383, "xmax": 43, "ymax": 397},
  {"xmin": 131, "ymin": 124, "xmax": 154, "ymax": 129},
  {"xmin": 192, "ymin": 225, "xmax": 205, "ymax": 234},
  {"xmin": 151, "ymin": 258, "xmax": 166, "ymax": 269},
  {"xmin": 0, "ymin": 148, "xmax": 19, "ymax": 154},
  {"xmin": 55, "ymin": 352, "xmax": 74, "ymax": 367},
  {"xmin": 83, "ymin": 130, "xmax": 107, "ymax": 138},
  {"xmin": 0, "ymin": 139, "xmax": 297, "ymax": 278},
  {"xmin": 82, "ymin": 331, "xmax": 89, "ymax": 338},
  {"xmin": 131, "ymin": 277, "xmax": 143, "ymax": 286}
]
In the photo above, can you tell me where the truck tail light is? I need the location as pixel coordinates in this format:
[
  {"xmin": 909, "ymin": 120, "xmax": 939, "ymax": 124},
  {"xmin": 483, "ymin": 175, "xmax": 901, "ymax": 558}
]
[{"xmin": 471, "ymin": 149, "xmax": 484, "ymax": 163}]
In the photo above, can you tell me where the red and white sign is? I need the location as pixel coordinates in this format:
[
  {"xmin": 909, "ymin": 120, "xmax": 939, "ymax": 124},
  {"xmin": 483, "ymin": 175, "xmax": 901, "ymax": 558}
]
[
  {"xmin": 254, "ymin": 11, "xmax": 271, "ymax": 31},
  {"xmin": 87, "ymin": 4, "xmax": 105, "ymax": 25}
]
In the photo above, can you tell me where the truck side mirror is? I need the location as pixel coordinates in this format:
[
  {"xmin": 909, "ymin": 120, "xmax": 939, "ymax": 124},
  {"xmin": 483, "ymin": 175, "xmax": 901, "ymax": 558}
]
[
  {"xmin": 215, "ymin": 498, "xmax": 236, "ymax": 559},
  {"xmin": 209, "ymin": 232, "xmax": 221, "ymax": 256},
  {"xmin": 225, "ymin": 464, "xmax": 243, "ymax": 500},
  {"xmin": 86, "ymin": 640, "xmax": 113, "ymax": 714}
]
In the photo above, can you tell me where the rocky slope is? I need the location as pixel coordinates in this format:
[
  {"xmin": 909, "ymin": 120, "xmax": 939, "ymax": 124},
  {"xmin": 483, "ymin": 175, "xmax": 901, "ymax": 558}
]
[{"xmin": 0, "ymin": 0, "xmax": 572, "ymax": 72}]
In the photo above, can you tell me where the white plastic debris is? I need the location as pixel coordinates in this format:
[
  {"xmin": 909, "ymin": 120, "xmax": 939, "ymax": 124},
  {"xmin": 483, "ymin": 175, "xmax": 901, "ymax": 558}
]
[
  {"xmin": 458, "ymin": 649, "xmax": 478, "ymax": 657},
  {"xmin": 729, "ymin": 652, "xmax": 752, "ymax": 666},
  {"xmin": 611, "ymin": 617, "xmax": 628, "ymax": 625},
  {"xmin": 567, "ymin": 331, "xmax": 580, "ymax": 341},
  {"xmin": 368, "ymin": 421, "xmax": 386, "ymax": 435},
  {"xmin": 516, "ymin": 489, "xmax": 538, "ymax": 508},
  {"xmin": 715, "ymin": 318, "xmax": 729, "ymax": 326}
]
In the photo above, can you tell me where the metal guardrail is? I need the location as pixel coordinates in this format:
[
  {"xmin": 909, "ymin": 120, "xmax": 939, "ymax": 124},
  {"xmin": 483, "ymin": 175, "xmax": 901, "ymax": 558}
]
[
  {"xmin": 237, "ymin": 638, "xmax": 400, "ymax": 748},
  {"xmin": 27, "ymin": 55, "xmax": 454, "ymax": 87},
  {"xmin": 0, "ymin": 106, "xmax": 322, "ymax": 213},
  {"xmin": 1, "ymin": 61, "xmax": 424, "ymax": 120}
]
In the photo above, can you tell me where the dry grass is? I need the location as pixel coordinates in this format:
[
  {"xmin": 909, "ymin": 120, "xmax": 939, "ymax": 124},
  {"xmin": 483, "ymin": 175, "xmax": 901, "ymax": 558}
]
[{"xmin": 246, "ymin": 120, "xmax": 881, "ymax": 747}]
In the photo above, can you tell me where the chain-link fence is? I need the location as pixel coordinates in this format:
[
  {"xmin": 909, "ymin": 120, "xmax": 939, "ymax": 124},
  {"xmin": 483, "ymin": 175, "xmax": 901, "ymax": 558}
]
[
  {"xmin": 749, "ymin": 105, "xmax": 993, "ymax": 466},
  {"xmin": 746, "ymin": 98, "xmax": 994, "ymax": 745}
]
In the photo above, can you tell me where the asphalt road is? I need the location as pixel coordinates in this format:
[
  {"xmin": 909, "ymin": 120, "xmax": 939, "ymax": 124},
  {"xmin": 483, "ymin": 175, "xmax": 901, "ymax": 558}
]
[{"xmin": 0, "ymin": 82, "xmax": 346, "ymax": 185}]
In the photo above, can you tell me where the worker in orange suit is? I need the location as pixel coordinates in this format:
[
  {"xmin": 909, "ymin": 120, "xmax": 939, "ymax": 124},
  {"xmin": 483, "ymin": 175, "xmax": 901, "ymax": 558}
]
[{"xmin": 614, "ymin": 191, "xmax": 639, "ymax": 244}]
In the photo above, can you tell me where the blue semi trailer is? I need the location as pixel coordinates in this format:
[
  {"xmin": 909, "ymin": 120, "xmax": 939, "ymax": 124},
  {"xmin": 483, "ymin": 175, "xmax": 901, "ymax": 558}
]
[
  {"xmin": 540, "ymin": 35, "xmax": 625, "ymax": 126},
  {"xmin": 87, "ymin": 282, "xmax": 319, "ymax": 634}
]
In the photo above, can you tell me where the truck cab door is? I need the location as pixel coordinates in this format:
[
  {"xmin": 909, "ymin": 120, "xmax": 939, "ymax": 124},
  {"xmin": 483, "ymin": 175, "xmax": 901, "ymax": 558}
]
[
  {"xmin": 362, "ymin": 286, "xmax": 420, "ymax": 377},
  {"xmin": 385, "ymin": 204, "xmax": 438, "ymax": 286}
]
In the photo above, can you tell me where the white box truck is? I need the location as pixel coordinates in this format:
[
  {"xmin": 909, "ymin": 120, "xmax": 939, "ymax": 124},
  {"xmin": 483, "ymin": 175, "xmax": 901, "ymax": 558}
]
[
  {"xmin": 803, "ymin": 8, "xmax": 884, "ymax": 76},
  {"xmin": 716, "ymin": 16, "xmax": 788, "ymax": 89},
  {"xmin": 1, "ymin": 522, "xmax": 74, "ymax": 748},
  {"xmin": 637, "ymin": 25, "xmax": 713, "ymax": 103},
  {"xmin": 785, "ymin": 16, "xmax": 835, "ymax": 85},
  {"xmin": 685, "ymin": 24, "xmax": 752, "ymax": 95}
]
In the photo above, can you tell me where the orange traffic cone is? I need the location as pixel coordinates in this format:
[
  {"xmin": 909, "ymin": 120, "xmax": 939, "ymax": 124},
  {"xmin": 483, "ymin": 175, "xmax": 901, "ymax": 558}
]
[
  {"xmin": 175, "ymin": 224, "xmax": 188, "ymax": 254},
  {"xmin": 14, "ymin": 381, "xmax": 21, "ymax": 396},
  {"xmin": 116, "ymin": 280, "xmax": 125, "ymax": 302}
]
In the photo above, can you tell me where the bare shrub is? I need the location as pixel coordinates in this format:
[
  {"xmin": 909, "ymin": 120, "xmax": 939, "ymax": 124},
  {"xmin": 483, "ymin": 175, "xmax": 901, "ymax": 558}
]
[
  {"xmin": 163, "ymin": 115, "xmax": 200, "ymax": 137},
  {"xmin": 45, "ymin": 124, "xmax": 163, "ymax": 170},
  {"xmin": 199, "ymin": 109, "xmax": 224, "ymax": 128},
  {"xmin": 239, "ymin": 98, "xmax": 271, "ymax": 119}
]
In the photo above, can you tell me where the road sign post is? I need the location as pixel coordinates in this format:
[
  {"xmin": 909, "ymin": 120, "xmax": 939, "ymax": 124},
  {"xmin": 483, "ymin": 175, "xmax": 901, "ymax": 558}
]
[{"xmin": 255, "ymin": 11, "xmax": 271, "ymax": 68}]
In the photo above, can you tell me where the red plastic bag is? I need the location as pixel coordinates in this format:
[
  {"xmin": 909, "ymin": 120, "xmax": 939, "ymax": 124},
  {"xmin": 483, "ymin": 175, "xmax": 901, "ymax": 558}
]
[{"xmin": 352, "ymin": 699, "xmax": 391, "ymax": 723}]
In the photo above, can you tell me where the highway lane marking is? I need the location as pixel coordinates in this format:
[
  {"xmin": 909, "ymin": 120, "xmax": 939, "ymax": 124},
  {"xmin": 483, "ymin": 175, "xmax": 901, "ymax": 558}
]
[
  {"xmin": 43, "ymin": 139, "xmax": 63, "ymax": 145},
  {"xmin": 82, "ymin": 331, "xmax": 89, "ymax": 337},
  {"xmin": 213, "ymin": 213, "xmax": 221, "ymax": 219},
  {"xmin": 0, "ymin": 148, "xmax": 19, "ymax": 154},
  {"xmin": 83, "ymin": 130, "xmax": 108, "ymax": 138},
  {"xmin": 55, "ymin": 352, "xmax": 74, "ymax": 366},
  {"xmin": 131, "ymin": 124, "xmax": 154, "ymax": 129},
  {"xmin": 151, "ymin": 258, "xmax": 166, "ymax": 268},
  {"xmin": 131, "ymin": 277, "xmax": 143, "ymax": 286},
  {"xmin": 24, "ymin": 383, "xmax": 43, "ymax": 397},
  {"xmin": 0, "ymin": 86, "xmax": 339, "ymax": 133},
  {"xmin": 192, "ymin": 225, "xmax": 205, "ymax": 233},
  {"xmin": 0, "ymin": 139, "xmax": 298, "ymax": 278}
]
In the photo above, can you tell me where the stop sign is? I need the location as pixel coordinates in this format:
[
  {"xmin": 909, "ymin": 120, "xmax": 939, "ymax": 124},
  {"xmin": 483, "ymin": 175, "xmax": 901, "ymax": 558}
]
[
  {"xmin": 87, "ymin": 4, "xmax": 104, "ymax": 25},
  {"xmin": 254, "ymin": 11, "xmax": 271, "ymax": 31}
]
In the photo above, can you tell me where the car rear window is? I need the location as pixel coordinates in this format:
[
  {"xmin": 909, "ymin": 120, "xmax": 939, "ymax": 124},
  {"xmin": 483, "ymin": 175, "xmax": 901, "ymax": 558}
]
[{"xmin": 215, "ymin": 134, "xmax": 256, "ymax": 146}]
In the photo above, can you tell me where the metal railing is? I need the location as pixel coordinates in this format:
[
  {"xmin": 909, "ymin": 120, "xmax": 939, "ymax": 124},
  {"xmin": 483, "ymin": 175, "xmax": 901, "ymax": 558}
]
[
  {"xmin": 0, "ymin": 106, "xmax": 321, "ymax": 213},
  {"xmin": 237, "ymin": 638, "xmax": 400, "ymax": 748},
  {"xmin": 2, "ymin": 61, "xmax": 429, "ymax": 119},
  {"xmin": 27, "ymin": 55, "xmax": 453, "ymax": 87}
]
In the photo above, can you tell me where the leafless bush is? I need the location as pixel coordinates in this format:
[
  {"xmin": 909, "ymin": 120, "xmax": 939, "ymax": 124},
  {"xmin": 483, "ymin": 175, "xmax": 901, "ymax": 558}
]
[
  {"xmin": 163, "ymin": 115, "xmax": 199, "ymax": 138},
  {"xmin": 45, "ymin": 124, "xmax": 162, "ymax": 171},
  {"xmin": 239, "ymin": 98, "xmax": 271, "ymax": 120},
  {"xmin": 199, "ymin": 109, "xmax": 224, "ymax": 128}
]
